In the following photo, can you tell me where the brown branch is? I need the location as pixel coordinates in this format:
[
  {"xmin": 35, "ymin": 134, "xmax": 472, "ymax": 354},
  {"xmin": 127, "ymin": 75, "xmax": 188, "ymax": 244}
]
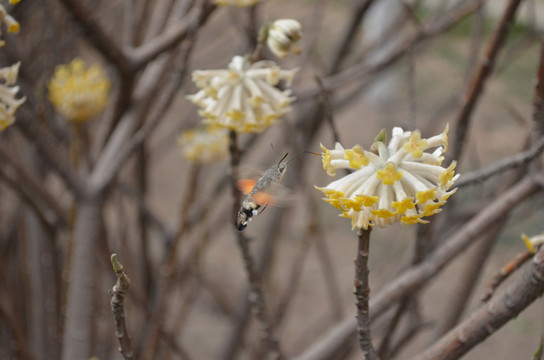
[
  {"xmin": 140, "ymin": 164, "xmax": 200, "ymax": 360},
  {"xmin": 0, "ymin": 145, "xmax": 67, "ymax": 227},
  {"xmin": 295, "ymin": 175, "xmax": 541, "ymax": 360},
  {"xmin": 410, "ymin": 246, "xmax": 544, "ymax": 360},
  {"xmin": 16, "ymin": 114, "xmax": 89, "ymax": 199},
  {"xmin": 354, "ymin": 228, "xmax": 378, "ymax": 359},
  {"xmin": 432, "ymin": 223, "xmax": 503, "ymax": 339},
  {"xmin": 328, "ymin": 0, "xmax": 376, "ymax": 74},
  {"xmin": 451, "ymin": 0, "xmax": 523, "ymax": 162},
  {"xmin": 131, "ymin": 3, "xmax": 216, "ymax": 70},
  {"xmin": 57, "ymin": 0, "xmax": 133, "ymax": 74},
  {"xmin": 61, "ymin": 199, "xmax": 103, "ymax": 360},
  {"xmin": 481, "ymin": 249, "xmax": 534, "ymax": 303},
  {"xmin": 297, "ymin": 0, "xmax": 481, "ymax": 101},
  {"xmin": 110, "ymin": 254, "xmax": 134, "ymax": 360},
  {"xmin": 456, "ymin": 135, "xmax": 544, "ymax": 187}
]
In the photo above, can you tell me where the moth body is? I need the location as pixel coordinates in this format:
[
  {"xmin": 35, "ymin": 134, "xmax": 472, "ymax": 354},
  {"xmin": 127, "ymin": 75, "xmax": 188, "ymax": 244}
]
[{"xmin": 236, "ymin": 159, "xmax": 287, "ymax": 231}]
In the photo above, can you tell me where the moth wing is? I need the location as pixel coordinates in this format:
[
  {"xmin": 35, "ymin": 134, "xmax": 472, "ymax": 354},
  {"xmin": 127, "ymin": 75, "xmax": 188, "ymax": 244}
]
[
  {"xmin": 252, "ymin": 191, "xmax": 275, "ymax": 206},
  {"xmin": 252, "ymin": 182, "xmax": 294, "ymax": 207},
  {"xmin": 237, "ymin": 179, "xmax": 257, "ymax": 195}
]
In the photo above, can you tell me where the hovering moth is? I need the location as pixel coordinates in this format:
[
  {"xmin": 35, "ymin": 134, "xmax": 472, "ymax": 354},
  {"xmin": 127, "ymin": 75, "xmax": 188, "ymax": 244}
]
[
  {"xmin": 235, "ymin": 152, "xmax": 290, "ymax": 231},
  {"xmin": 235, "ymin": 150, "xmax": 318, "ymax": 231}
]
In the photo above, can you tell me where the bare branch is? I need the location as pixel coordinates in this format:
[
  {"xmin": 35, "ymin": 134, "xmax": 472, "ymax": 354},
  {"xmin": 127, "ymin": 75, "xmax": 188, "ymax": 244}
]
[
  {"xmin": 110, "ymin": 254, "xmax": 134, "ymax": 360},
  {"xmin": 451, "ymin": 0, "xmax": 523, "ymax": 162},
  {"xmin": 456, "ymin": 135, "xmax": 544, "ymax": 188},
  {"xmin": 481, "ymin": 250, "xmax": 534, "ymax": 303},
  {"xmin": 410, "ymin": 246, "xmax": 544, "ymax": 360},
  {"xmin": 56, "ymin": 0, "xmax": 133, "ymax": 74}
]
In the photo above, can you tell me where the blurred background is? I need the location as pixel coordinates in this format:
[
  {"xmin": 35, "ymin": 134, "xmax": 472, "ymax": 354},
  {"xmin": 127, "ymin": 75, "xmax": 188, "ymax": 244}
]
[{"xmin": 1, "ymin": 0, "xmax": 544, "ymax": 359}]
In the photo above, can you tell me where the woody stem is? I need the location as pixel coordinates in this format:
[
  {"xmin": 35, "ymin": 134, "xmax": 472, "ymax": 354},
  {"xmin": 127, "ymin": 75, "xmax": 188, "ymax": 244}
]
[{"xmin": 355, "ymin": 227, "xmax": 378, "ymax": 359}]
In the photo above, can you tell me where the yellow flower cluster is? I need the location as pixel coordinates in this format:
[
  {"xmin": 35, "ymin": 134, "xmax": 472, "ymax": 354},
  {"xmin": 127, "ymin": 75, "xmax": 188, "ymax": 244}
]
[
  {"xmin": 317, "ymin": 125, "xmax": 458, "ymax": 230},
  {"xmin": 177, "ymin": 125, "xmax": 229, "ymax": 164},
  {"xmin": 48, "ymin": 58, "xmax": 110, "ymax": 123},
  {"xmin": 187, "ymin": 55, "xmax": 297, "ymax": 134}
]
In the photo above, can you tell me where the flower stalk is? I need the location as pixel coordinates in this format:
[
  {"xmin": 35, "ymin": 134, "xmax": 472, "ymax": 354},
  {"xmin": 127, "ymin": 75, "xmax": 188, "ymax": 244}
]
[{"xmin": 354, "ymin": 227, "xmax": 378, "ymax": 359}]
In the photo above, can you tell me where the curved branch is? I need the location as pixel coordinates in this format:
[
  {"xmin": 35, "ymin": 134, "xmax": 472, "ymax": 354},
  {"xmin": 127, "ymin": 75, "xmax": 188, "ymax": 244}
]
[
  {"xmin": 410, "ymin": 247, "xmax": 544, "ymax": 360},
  {"xmin": 131, "ymin": 3, "xmax": 216, "ymax": 70},
  {"xmin": 456, "ymin": 135, "xmax": 544, "ymax": 188},
  {"xmin": 57, "ymin": 0, "xmax": 133, "ymax": 75},
  {"xmin": 451, "ymin": 0, "xmax": 523, "ymax": 161}
]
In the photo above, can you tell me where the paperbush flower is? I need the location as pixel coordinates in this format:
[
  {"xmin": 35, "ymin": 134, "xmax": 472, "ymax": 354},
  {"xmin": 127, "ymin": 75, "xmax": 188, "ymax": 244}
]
[
  {"xmin": 0, "ymin": 62, "xmax": 25, "ymax": 130},
  {"xmin": 0, "ymin": 1, "xmax": 20, "ymax": 47},
  {"xmin": 48, "ymin": 58, "xmax": 110, "ymax": 123},
  {"xmin": 187, "ymin": 55, "xmax": 297, "ymax": 133},
  {"xmin": 316, "ymin": 125, "xmax": 458, "ymax": 230},
  {"xmin": 214, "ymin": 0, "xmax": 259, "ymax": 7},
  {"xmin": 267, "ymin": 19, "xmax": 302, "ymax": 59},
  {"xmin": 177, "ymin": 125, "xmax": 228, "ymax": 164}
]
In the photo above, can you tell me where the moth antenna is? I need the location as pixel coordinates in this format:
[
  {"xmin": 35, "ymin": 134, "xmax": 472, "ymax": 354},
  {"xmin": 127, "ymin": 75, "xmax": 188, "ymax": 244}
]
[{"xmin": 278, "ymin": 152, "xmax": 289, "ymax": 165}]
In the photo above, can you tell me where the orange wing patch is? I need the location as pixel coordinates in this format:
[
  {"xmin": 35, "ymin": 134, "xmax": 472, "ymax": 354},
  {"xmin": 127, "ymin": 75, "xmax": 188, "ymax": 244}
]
[
  {"xmin": 237, "ymin": 179, "xmax": 256, "ymax": 194},
  {"xmin": 253, "ymin": 191, "xmax": 275, "ymax": 206}
]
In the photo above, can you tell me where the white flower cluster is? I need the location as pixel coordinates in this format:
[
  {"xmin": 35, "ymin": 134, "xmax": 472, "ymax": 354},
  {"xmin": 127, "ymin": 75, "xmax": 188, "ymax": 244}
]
[
  {"xmin": 317, "ymin": 125, "xmax": 459, "ymax": 230},
  {"xmin": 187, "ymin": 55, "xmax": 297, "ymax": 133}
]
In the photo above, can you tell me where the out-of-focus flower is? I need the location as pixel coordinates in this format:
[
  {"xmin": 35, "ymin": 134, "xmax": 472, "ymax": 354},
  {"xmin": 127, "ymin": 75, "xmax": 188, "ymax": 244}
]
[
  {"xmin": 0, "ymin": 61, "xmax": 25, "ymax": 130},
  {"xmin": 187, "ymin": 55, "xmax": 297, "ymax": 134},
  {"xmin": 267, "ymin": 19, "xmax": 302, "ymax": 59},
  {"xmin": 177, "ymin": 125, "xmax": 229, "ymax": 164},
  {"xmin": 521, "ymin": 232, "xmax": 544, "ymax": 254},
  {"xmin": 214, "ymin": 0, "xmax": 259, "ymax": 7},
  {"xmin": 48, "ymin": 58, "xmax": 110, "ymax": 123},
  {"xmin": 316, "ymin": 125, "xmax": 458, "ymax": 230},
  {"xmin": 0, "ymin": 1, "xmax": 20, "ymax": 47}
]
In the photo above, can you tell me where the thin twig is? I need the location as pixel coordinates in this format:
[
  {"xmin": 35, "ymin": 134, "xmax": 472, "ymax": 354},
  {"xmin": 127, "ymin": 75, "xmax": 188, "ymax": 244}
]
[
  {"xmin": 297, "ymin": 0, "xmax": 481, "ymax": 102},
  {"xmin": 451, "ymin": 0, "xmax": 523, "ymax": 162},
  {"xmin": 354, "ymin": 227, "xmax": 378, "ymax": 359},
  {"xmin": 140, "ymin": 164, "xmax": 200, "ymax": 360},
  {"xmin": 228, "ymin": 130, "xmax": 283, "ymax": 360},
  {"xmin": 110, "ymin": 254, "xmax": 134, "ymax": 360},
  {"xmin": 315, "ymin": 76, "xmax": 341, "ymax": 144},
  {"xmin": 456, "ymin": 135, "xmax": 544, "ymax": 188},
  {"xmin": 481, "ymin": 249, "xmax": 534, "ymax": 303},
  {"xmin": 57, "ymin": 0, "xmax": 132, "ymax": 73}
]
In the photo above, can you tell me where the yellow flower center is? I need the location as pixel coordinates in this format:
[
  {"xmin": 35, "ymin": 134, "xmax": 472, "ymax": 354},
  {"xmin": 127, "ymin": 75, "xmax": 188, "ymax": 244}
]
[
  {"xmin": 440, "ymin": 161, "xmax": 457, "ymax": 186},
  {"xmin": 345, "ymin": 145, "xmax": 369, "ymax": 169},
  {"xmin": 392, "ymin": 197, "xmax": 415, "ymax": 214},
  {"xmin": 376, "ymin": 162, "xmax": 403, "ymax": 185},
  {"xmin": 403, "ymin": 130, "xmax": 427, "ymax": 159},
  {"xmin": 416, "ymin": 188, "xmax": 437, "ymax": 204}
]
